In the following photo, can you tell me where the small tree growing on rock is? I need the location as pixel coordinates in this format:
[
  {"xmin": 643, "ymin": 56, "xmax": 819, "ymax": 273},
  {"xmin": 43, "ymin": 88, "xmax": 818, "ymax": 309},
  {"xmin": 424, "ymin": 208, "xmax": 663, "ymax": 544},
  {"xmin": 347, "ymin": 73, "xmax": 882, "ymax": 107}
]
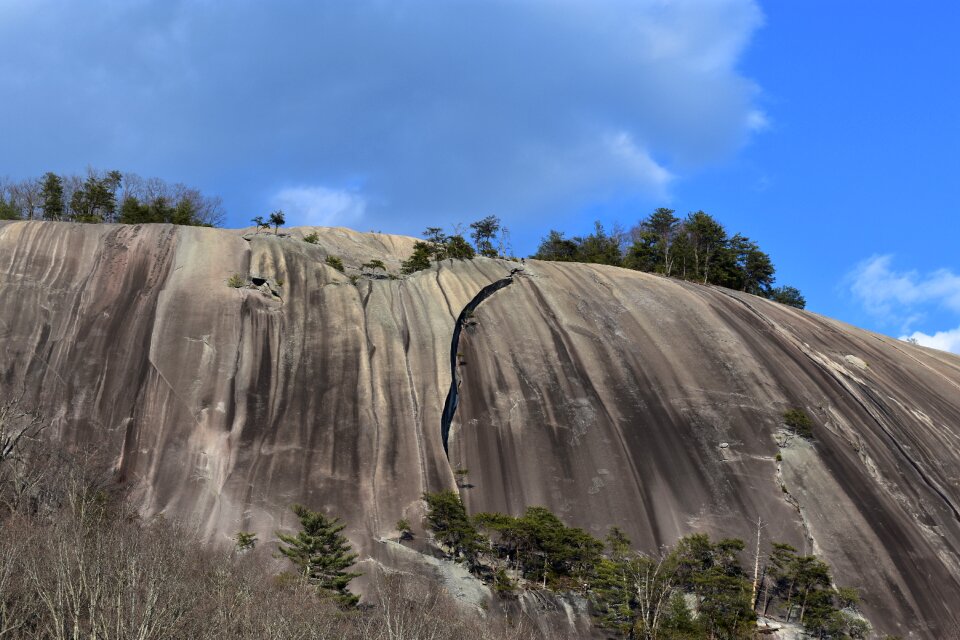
[
  {"xmin": 361, "ymin": 259, "xmax": 387, "ymax": 273},
  {"xmin": 251, "ymin": 215, "xmax": 268, "ymax": 234},
  {"xmin": 401, "ymin": 242, "xmax": 434, "ymax": 274},
  {"xmin": 269, "ymin": 210, "xmax": 286, "ymax": 235}
]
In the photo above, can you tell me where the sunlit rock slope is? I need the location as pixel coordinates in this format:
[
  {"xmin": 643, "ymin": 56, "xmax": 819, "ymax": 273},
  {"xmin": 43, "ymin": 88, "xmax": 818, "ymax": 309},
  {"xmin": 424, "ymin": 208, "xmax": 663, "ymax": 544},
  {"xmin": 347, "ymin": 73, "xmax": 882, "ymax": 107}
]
[{"xmin": 0, "ymin": 221, "xmax": 958, "ymax": 637}]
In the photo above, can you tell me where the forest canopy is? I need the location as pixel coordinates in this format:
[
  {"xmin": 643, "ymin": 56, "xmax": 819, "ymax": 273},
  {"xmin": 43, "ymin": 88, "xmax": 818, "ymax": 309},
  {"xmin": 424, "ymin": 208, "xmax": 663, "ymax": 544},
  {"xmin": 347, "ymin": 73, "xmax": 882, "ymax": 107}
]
[
  {"xmin": 533, "ymin": 209, "xmax": 806, "ymax": 308},
  {"xmin": 399, "ymin": 210, "xmax": 805, "ymax": 309}
]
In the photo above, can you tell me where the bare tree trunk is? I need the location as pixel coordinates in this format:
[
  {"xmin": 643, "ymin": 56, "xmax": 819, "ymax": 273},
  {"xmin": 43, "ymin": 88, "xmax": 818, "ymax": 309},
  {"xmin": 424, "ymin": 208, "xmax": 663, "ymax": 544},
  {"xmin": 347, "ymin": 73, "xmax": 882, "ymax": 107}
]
[{"xmin": 751, "ymin": 517, "xmax": 764, "ymax": 609}]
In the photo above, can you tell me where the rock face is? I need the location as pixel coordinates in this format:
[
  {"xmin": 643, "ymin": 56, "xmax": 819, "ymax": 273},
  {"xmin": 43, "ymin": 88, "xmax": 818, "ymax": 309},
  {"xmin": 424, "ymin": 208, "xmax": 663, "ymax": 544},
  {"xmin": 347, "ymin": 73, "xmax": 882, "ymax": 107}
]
[{"xmin": 1, "ymin": 220, "xmax": 959, "ymax": 637}]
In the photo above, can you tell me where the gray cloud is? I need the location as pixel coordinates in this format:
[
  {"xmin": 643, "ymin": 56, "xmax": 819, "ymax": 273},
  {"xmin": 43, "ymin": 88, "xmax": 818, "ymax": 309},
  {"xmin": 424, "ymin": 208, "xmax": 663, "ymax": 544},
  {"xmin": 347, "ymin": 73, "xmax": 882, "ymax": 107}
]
[{"xmin": 1, "ymin": 0, "xmax": 765, "ymax": 233}]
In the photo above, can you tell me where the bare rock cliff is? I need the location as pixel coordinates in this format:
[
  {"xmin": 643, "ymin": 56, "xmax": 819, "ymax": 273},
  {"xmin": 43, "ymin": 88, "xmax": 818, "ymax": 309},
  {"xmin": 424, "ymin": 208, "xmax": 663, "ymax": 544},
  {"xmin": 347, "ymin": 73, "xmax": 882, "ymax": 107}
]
[{"xmin": 1, "ymin": 221, "xmax": 958, "ymax": 637}]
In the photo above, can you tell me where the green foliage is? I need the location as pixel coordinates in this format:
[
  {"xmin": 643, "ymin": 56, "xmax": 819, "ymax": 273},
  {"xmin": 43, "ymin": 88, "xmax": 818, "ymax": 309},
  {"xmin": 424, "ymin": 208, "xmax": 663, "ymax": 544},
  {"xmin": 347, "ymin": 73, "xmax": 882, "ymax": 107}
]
[
  {"xmin": 766, "ymin": 285, "xmax": 807, "ymax": 309},
  {"xmin": 836, "ymin": 586, "xmax": 860, "ymax": 608},
  {"xmin": 422, "ymin": 226, "xmax": 448, "ymax": 259},
  {"xmin": 276, "ymin": 504, "xmax": 360, "ymax": 607},
  {"xmin": 669, "ymin": 536, "xmax": 756, "ymax": 638},
  {"xmin": 534, "ymin": 222, "xmax": 620, "ymax": 266},
  {"xmin": 533, "ymin": 208, "xmax": 805, "ymax": 307},
  {"xmin": 3, "ymin": 168, "xmax": 212, "ymax": 227},
  {"xmin": 401, "ymin": 241, "xmax": 434, "ymax": 274},
  {"xmin": 269, "ymin": 209, "xmax": 287, "ymax": 235},
  {"xmin": 533, "ymin": 222, "xmax": 622, "ymax": 265},
  {"xmin": 605, "ymin": 526, "xmax": 631, "ymax": 561},
  {"xmin": 623, "ymin": 207, "xmax": 679, "ymax": 273},
  {"xmin": 234, "ymin": 531, "xmax": 257, "ymax": 552},
  {"xmin": 589, "ymin": 533, "xmax": 760, "ymax": 639},
  {"xmin": 783, "ymin": 409, "xmax": 814, "ymax": 439},
  {"xmin": 396, "ymin": 518, "xmax": 413, "ymax": 540},
  {"xmin": 325, "ymin": 255, "xmax": 345, "ymax": 272},
  {"xmin": 422, "ymin": 491, "xmax": 486, "ymax": 567},
  {"xmin": 577, "ymin": 222, "xmax": 623, "ymax": 266},
  {"xmin": 757, "ymin": 542, "xmax": 866, "ymax": 636},
  {"xmin": 40, "ymin": 172, "xmax": 65, "ymax": 220},
  {"xmin": 269, "ymin": 210, "xmax": 286, "ymax": 234},
  {"xmin": 119, "ymin": 194, "xmax": 208, "ymax": 226},
  {"xmin": 659, "ymin": 591, "xmax": 699, "ymax": 639},
  {"xmin": 303, "ymin": 232, "xmax": 320, "ymax": 243},
  {"xmin": 492, "ymin": 568, "xmax": 517, "ymax": 597},
  {"xmin": 474, "ymin": 506, "xmax": 603, "ymax": 589},
  {"xmin": 417, "ymin": 491, "xmax": 864, "ymax": 640},
  {"xmin": 470, "ymin": 215, "xmax": 501, "ymax": 257},
  {"xmin": 445, "ymin": 234, "xmax": 476, "ymax": 260},
  {"xmin": 533, "ymin": 230, "xmax": 580, "ymax": 262},
  {"xmin": 401, "ymin": 227, "xmax": 477, "ymax": 273},
  {"xmin": 227, "ymin": 273, "xmax": 247, "ymax": 288},
  {"xmin": 0, "ymin": 198, "xmax": 20, "ymax": 220},
  {"xmin": 361, "ymin": 259, "xmax": 387, "ymax": 272},
  {"xmin": 71, "ymin": 170, "xmax": 122, "ymax": 223},
  {"xmin": 589, "ymin": 531, "xmax": 635, "ymax": 634}
]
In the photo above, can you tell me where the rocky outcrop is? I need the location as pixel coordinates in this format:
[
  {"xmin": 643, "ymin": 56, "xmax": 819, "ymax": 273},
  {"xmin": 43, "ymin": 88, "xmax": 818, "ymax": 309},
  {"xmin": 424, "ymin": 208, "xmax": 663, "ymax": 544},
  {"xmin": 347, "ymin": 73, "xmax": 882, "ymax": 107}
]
[{"xmin": 1, "ymin": 220, "xmax": 958, "ymax": 637}]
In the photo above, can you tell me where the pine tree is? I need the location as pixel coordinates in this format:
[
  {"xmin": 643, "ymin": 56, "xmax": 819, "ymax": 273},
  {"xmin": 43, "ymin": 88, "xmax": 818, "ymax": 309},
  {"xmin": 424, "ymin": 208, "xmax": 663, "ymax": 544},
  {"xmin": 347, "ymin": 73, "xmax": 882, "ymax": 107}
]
[
  {"xmin": 533, "ymin": 230, "xmax": 580, "ymax": 262},
  {"xmin": 269, "ymin": 209, "xmax": 285, "ymax": 235},
  {"xmin": 40, "ymin": 172, "xmax": 64, "ymax": 220},
  {"xmin": 766, "ymin": 285, "xmax": 807, "ymax": 309},
  {"xmin": 422, "ymin": 490, "xmax": 486, "ymax": 567},
  {"xmin": 277, "ymin": 504, "xmax": 361, "ymax": 606},
  {"xmin": 469, "ymin": 215, "xmax": 501, "ymax": 257},
  {"xmin": 0, "ymin": 198, "xmax": 19, "ymax": 220},
  {"xmin": 401, "ymin": 241, "xmax": 434, "ymax": 274},
  {"xmin": 445, "ymin": 234, "xmax": 476, "ymax": 260}
]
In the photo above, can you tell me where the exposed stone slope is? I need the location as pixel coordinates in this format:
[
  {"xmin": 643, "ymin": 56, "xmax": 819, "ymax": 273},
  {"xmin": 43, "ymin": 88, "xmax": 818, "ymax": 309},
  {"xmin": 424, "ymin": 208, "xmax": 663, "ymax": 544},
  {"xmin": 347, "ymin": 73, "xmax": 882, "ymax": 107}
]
[{"xmin": 1, "ymin": 221, "xmax": 958, "ymax": 637}]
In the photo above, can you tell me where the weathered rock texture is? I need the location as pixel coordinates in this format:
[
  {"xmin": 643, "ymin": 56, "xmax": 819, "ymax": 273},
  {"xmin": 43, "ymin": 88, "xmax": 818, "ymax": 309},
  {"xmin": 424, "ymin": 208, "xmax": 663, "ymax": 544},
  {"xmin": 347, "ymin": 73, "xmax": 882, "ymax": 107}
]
[{"xmin": 1, "ymin": 221, "xmax": 958, "ymax": 637}]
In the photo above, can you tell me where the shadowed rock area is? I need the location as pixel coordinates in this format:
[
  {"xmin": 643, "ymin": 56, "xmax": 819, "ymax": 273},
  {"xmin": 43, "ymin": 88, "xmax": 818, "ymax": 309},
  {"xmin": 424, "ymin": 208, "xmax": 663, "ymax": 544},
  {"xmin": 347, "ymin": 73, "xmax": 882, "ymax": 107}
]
[{"xmin": 1, "ymin": 221, "xmax": 958, "ymax": 637}]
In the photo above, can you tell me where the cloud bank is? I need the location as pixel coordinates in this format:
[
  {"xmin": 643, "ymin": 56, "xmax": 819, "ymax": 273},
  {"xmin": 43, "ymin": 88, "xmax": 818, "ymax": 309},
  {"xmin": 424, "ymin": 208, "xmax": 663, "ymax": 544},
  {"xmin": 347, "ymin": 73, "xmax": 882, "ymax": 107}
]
[
  {"xmin": 270, "ymin": 187, "xmax": 366, "ymax": 228},
  {"xmin": 848, "ymin": 255, "xmax": 960, "ymax": 353},
  {"xmin": 0, "ymin": 0, "xmax": 765, "ymax": 230}
]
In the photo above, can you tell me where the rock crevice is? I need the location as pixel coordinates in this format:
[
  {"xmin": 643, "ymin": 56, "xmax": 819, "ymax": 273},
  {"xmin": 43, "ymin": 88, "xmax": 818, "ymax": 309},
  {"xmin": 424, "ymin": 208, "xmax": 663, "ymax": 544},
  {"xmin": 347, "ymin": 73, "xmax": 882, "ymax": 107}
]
[{"xmin": 440, "ymin": 268, "xmax": 522, "ymax": 456}]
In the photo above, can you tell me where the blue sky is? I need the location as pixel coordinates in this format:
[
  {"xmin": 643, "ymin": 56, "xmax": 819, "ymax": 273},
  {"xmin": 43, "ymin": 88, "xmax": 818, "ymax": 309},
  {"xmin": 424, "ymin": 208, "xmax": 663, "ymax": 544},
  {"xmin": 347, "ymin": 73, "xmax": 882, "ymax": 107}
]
[{"xmin": 1, "ymin": 1, "xmax": 958, "ymax": 352}]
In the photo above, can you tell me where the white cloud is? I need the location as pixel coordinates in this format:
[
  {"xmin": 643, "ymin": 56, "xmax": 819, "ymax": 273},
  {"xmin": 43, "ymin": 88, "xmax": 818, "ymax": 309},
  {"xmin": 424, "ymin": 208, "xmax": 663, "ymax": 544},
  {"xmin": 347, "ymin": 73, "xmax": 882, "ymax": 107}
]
[
  {"xmin": 848, "ymin": 255, "xmax": 960, "ymax": 322},
  {"xmin": 603, "ymin": 131, "xmax": 674, "ymax": 194},
  {"xmin": 270, "ymin": 186, "xmax": 366, "ymax": 227},
  {"xmin": 849, "ymin": 255, "xmax": 960, "ymax": 354},
  {"xmin": 900, "ymin": 326, "xmax": 960, "ymax": 354},
  {"xmin": 746, "ymin": 109, "xmax": 770, "ymax": 132}
]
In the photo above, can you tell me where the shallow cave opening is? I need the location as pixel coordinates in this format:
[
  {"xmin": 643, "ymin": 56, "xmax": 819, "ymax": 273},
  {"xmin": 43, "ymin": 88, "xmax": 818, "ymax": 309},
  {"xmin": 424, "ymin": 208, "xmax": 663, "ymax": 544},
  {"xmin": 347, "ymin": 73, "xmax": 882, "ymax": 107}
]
[{"xmin": 250, "ymin": 277, "xmax": 267, "ymax": 287}]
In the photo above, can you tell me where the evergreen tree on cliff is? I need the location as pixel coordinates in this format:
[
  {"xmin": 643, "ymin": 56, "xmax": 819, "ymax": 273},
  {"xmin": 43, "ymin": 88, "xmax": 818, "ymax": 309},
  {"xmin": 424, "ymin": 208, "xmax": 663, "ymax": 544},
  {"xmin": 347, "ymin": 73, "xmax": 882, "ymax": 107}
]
[
  {"xmin": 40, "ymin": 172, "xmax": 64, "ymax": 221},
  {"xmin": 277, "ymin": 504, "xmax": 361, "ymax": 606},
  {"xmin": 269, "ymin": 209, "xmax": 286, "ymax": 235},
  {"xmin": 470, "ymin": 215, "xmax": 501, "ymax": 257}
]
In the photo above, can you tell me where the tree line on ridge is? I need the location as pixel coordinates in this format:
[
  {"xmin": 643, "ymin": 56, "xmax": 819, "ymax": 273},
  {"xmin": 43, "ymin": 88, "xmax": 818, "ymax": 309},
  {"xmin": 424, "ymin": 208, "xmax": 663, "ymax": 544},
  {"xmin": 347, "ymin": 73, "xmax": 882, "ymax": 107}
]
[
  {"xmin": 401, "ymin": 211, "xmax": 805, "ymax": 308},
  {"xmin": 0, "ymin": 169, "xmax": 223, "ymax": 227}
]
